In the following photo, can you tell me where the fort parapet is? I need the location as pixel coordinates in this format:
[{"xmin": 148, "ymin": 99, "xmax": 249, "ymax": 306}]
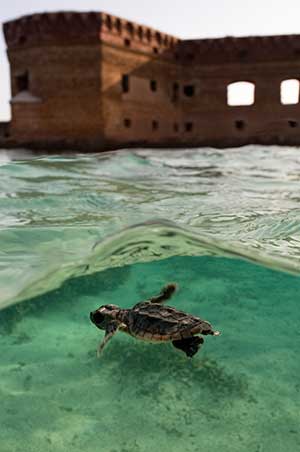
[{"xmin": 2, "ymin": 11, "xmax": 300, "ymax": 151}]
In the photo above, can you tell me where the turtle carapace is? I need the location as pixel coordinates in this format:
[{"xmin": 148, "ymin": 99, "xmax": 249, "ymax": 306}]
[{"xmin": 90, "ymin": 283, "xmax": 220, "ymax": 358}]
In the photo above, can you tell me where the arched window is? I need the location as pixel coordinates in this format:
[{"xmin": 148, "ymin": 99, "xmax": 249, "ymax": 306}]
[
  {"xmin": 105, "ymin": 15, "xmax": 112, "ymax": 30},
  {"xmin": 115, "ymin": 18, "xmax": 122, "ymax": 34},
  {"xmin": 155, "ymin": 32, "xmax": 162, "ymax": 45},
  {"xmin": 126, "ymin": 22, "xmax": 134, "ymax": 36},
  {"xmin": 137, "ymin": 26, "xmax": 143, "ymax": 40},
  {"xmin": 280, "ymin": 79, "xmax": 300, "ymax": 105},
  {"xmin": 146, "ymin": 29, "xmax": 152, "ymax": 42},
  {"xmin": 227, "ymin": 81, "xmax": 255, "ymax": 106}
]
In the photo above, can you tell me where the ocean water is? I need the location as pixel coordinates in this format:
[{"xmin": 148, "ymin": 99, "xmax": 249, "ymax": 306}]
[{"xmin": 0, "ymin": 146, "xmax": 300, "ymax": 452}]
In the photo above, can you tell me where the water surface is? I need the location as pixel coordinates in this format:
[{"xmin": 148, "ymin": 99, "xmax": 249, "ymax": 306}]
[
  {"xmin": 0, "ymin": 146, "xmax": 300, "ymax": 451},
  {"xmin": 1, "ymin": 145, "xmax": 300, "ymax": 308}
]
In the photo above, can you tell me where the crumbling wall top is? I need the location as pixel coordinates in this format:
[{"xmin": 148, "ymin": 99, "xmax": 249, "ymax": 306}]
[
  {"xmin": 179, "ymin": 35, "xmax": 300, "ymax": 65},
  {"xmin": 3, "ymin": 11, "xmax": 180, "ymax": 58},
  {"xmin": 3, "ymin": 12, "xmax": 103, "ymax": 47},
  {"xmin": 5, "ymin": 11, "xmax": 300, "ymax": 64},
  {"xmin": 99, "ymin": 12, "xmax": 180, "ymax": 57}
]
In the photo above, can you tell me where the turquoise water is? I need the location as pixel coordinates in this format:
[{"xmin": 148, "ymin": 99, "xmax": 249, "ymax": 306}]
[
  {"xmin": 1, "ymin": 147, "xmax": 300, "ymax": 451},
  {"xmin": 1, "ymin": 256, "xmax": 300, "ymax": 452}
]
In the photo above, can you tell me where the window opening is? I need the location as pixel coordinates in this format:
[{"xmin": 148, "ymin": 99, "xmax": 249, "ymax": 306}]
[
  {"xmin": 126, "ymin": 22, "xmax": 134, "ymax": 36},
  {"xmin": 16, "ymin": 72, "xmax": 29, "ymax": 93},
  {"xmin": 106, "ymin": 15, "xmax": 112, "ymax": 30},
  {"xmin": 155, "ymin": 32, "xmax": 162, "ymax": 44},
  {"xmin": 183, "ymin": 85, "xmax": 195, "ymax": 97},
  {"xmin": 227, "ymin": 81, "xmax": 255, "ymax": 106},
  {"xmin": 122, "ymin": 74, "xmax": 129, "ymax": 93},
  {"xmin": 235, "ymin": 120, "xmax": 245, "ymax": 130},
  {"xmin": 185, "ymin": 122, "xmax": 193, "ymax": 132},
  {"xmin": 281, "ymin": 79, "xmax": 300, "ymax": 105},
  {"xmin": 124, "ymin": 118, "xmax": 131, "ymax": 128},
  {"xmin": 288, "ymin": 120, "xmax": 298, "ymax": 128},
  {"xmin": 150, "ymin": 80, "xmax": 157, "ymax": 92},
  {"xmin": 152, "ymin": 120, "xmax": 159, "ymax": 131},
  {"xmin": 115, "ymin": 19, "xmax": 122, "ymax": 34},
  {"xmin": 138, "ymin": 26, "xmax": 143, "ymax": 40}
]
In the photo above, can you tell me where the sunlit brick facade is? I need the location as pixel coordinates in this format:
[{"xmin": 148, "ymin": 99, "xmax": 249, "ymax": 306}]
[{"xmin": 2, "ymin": 12, "xmax": 300, "ymax": 150}]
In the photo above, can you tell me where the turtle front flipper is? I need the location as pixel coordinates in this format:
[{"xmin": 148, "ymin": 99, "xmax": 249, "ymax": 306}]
[
  {"xmin": 172, "ymin": 336, "xmax": 204, "ymax": 358},
  {"xmin": 149, "ymin": 283, "xmax": 177, "ymax": 304},
  {"xmin": 97, "ymin": 322, "xmax": 118, "ymax": 357}
]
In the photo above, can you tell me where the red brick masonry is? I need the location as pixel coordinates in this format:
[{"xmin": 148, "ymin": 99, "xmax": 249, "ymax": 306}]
[{"xmin": 2, "ymin": 11, "xmax": 300, "ymax": 151}]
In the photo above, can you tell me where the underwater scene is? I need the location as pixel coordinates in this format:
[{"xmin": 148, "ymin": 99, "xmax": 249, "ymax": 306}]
[{"xmin": 0, "ymin": 146, "xmax": 300, "ymax": 451}]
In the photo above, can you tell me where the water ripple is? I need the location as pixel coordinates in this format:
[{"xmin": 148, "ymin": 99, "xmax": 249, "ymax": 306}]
[{"xmin": 1, "ymin": 145, "xmax": 300, "ymax": 308}]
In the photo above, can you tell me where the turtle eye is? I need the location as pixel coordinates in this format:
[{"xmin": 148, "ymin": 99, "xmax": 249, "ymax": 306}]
[{"xmin": 90, "ymin": 311, "xmax": 105, "ymax": 324}]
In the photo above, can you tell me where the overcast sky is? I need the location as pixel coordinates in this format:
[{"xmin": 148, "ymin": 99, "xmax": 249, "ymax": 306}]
[{"xmin": 1, "ymin": 0, "xmax": 300, "ymax": 120}]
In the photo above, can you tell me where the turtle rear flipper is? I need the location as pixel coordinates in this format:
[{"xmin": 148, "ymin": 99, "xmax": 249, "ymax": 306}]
[
  {"xmin": 149, "ymin": 283, "xmax": 177, "ymax": 304},
  {"xmin": 172, "ymin": 336, "xmax": 204, "ymax": 358}
]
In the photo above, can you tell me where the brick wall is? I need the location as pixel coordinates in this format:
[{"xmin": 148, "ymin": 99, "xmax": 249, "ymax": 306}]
[{"xmin": 3, "ymin": 12, "xmax": 300, "ymax": 150}]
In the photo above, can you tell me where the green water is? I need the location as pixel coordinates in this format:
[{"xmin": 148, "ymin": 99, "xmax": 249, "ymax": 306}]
[
  {"xmin": 1, "ymin": 146, "xmax": 300, "ymax": 450},
  {"xmin": 1, "ymin": 256, "xmax": 299, "ymax": 452},
  {"xmin": 2, "ymin": 146, "xmax": 300, "ymax": 309}
]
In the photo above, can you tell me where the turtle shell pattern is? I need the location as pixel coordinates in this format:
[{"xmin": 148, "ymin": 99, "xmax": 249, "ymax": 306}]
[{"xmin": 125, "ymin": 302, "xmax": 214, "ymax": 342}]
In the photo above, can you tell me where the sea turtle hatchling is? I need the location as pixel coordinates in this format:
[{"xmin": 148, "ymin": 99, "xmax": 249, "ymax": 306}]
[{"xmin": 90, "ymin": 283, "xmax": 220, "ymax": 358}]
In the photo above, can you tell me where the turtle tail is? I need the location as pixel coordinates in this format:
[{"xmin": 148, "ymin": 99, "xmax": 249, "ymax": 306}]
[{"xmin": 150, "ymin": 283, "xmax": 178, "ymax": 303}]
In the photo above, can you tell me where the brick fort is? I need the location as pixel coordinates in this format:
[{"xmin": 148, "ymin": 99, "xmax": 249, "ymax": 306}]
[{"xmin": 1, "ymin": 11, "xmax": 300, "ymax": 151}]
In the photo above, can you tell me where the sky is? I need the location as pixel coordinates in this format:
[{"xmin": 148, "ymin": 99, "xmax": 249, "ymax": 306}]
[{"xmin": 1, "ymin": 0, "xmax": 300, "ymax": 120}]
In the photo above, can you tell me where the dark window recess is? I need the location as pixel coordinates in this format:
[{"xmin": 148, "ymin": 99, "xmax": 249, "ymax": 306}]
[
  {"xmin": 153, "ymin": 47, "xmax": 159, "ymax": 54},
  {"xmin": 185, "ymin": 122, "xmax": 193, "ymax": 132},
  {"xmin": 16, "ymin": 72, "xmax": 29, "ymax": 93},
  {"xmin": 150, "ymin": 80, "xmax": 157, "ymax": 92},
  {"xmin": 116, "ymin": 19, "xmax": 122, "ymax": 33},
  {"xmin": 288, "ymin": 120, "xmax": 298, "ymax": 128},
  {"xmin": 18, "ymin": 36, "xmax": 26, "ymax": 45},
  {"xmin": 173, "ymin": 123, "xmax": 179, "ymax": 132},
  {"xmin": 124, "ymin": 118, "xmax": 131, "ymax": 128},
  {"xmin": 183, "ymin": 85, "xmax": 195, "ymax": 97},
  {"xmin": 124, "ymin": 38, "xmax": 131, "ymax": 47},
  {"xmin": 172, "ymin": 82, "xmax": 179, "ymax": 102},
  {"xmin": 138, "ymin": 26, "xmax": 143, "ymax": 40},
  {"xmin": 126, "ymin": 22, "xmax": 134, "ymax": 35},
  {"xmin": 235, "ymin": 120, "xmax": 245, "ymax": 130},
  {"xmin": 106, "ymin": 16, "xmax": 112, "ymax": 30},
  {"xmin": 238, "ymin": 49, "xmax": 248, "ymax": 59},
  {"xmin": 155, "ymin": 32, "xmax": 162, "ymax": 44},
  {"xmin": 152, "ymin": 120, "xmax": 159, "ymax": 131},
  {"xmin": 122, "ymin": 74, "xmax": 129, "ymax": 93}
]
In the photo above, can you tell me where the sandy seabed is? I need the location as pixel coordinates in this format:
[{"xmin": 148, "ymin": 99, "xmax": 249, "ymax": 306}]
[{"xmin": 0, "ymin": 256, "xmax": 299, "ymax": 452}]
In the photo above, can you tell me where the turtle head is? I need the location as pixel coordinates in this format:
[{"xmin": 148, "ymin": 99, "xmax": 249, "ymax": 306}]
[{"xmin": 90, "ymin": 304, "xmax": 120, "ymax": 330}]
